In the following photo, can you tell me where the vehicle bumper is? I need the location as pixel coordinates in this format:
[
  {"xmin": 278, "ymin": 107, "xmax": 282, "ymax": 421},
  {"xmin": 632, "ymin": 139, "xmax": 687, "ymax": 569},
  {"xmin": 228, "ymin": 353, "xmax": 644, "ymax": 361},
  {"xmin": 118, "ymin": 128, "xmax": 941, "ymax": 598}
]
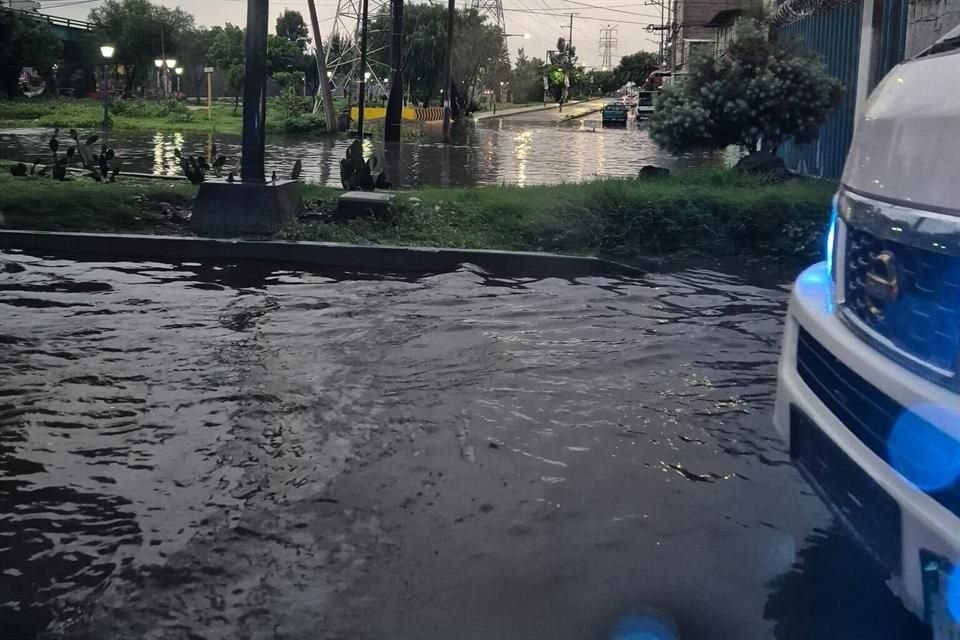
[{"xmin": 774, "ymin": 262, "xmax": 960, "ymax": 620}]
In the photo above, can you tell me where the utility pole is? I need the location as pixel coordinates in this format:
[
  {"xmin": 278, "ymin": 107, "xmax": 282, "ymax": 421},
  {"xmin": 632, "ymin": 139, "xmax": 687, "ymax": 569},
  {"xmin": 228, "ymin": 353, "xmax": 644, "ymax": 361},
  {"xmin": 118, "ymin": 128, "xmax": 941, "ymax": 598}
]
[
  {"xmin": 568, "ymin": 13, "xmax": 574, "ymax": 48},
  {"xmin": 357, "ymin": 0, "xmax": 370, "ymax": 138},
  {"xmin": 442, "ymin": 0, "xmax": 454, "ymax": 143},
  {"xmin": 670, "ymin": 0, "xmax": 678, "ymax": 73},
  {"xmin": 241, "ymin": 0, "xmax": 268, "ymax": 183},
  {"xmin": 385, "ymin": 0, "xmax": 404, "ymax": 142},
  {"xmin": 307, "ymin": 0, "xmax": 338, "ymax": 133}
]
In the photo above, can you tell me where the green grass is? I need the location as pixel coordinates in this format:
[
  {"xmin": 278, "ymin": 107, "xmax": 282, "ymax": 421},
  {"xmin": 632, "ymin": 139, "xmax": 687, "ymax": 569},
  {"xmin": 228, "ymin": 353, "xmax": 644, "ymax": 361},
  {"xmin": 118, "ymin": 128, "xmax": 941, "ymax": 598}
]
[
  {"xmin": 0, "ymin": 168, "xmax": 837, "ymax": 264},
  {"xmin": 0, "ymin": 170, "xmax": 197, "ymax": 233},
  {"xmin": 293, "ymin": 169, "xmax": 837, "ymax": 263},
  {"xmin": 0, "ymin": 97, "xmax": 340, "ymax": 135}
]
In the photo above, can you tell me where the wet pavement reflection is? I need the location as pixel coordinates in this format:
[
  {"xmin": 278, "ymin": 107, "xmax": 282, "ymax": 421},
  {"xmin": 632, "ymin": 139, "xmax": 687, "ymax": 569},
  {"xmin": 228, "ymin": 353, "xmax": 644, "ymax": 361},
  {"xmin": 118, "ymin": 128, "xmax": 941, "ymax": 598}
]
[
  {"xmin": 0, "ymin": 118, "xmax": 721, "ymax": 188},
  {"xmin": 0, "ymin": 252, "xmax": 928, "ymax": 639}
]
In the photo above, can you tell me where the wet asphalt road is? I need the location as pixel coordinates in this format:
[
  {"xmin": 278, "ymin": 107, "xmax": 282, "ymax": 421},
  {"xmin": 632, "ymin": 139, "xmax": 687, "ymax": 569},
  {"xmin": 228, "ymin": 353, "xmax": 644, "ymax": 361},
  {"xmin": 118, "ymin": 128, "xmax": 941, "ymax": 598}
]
[
  {"xmin": 0, "ymin": 253, "xmax": 930, "ymax": 640},
  {"xmin": 490, "ymin": 98, "xmax": 608, "ymax": 123}
]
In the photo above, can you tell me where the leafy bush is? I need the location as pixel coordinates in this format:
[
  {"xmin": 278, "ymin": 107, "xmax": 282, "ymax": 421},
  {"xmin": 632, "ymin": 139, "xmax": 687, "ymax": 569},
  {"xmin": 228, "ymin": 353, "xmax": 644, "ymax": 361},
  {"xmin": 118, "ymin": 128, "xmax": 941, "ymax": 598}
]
[
  {"xmin": 273, "ymin": 113, "xmax": 326, "ymax": 132},
  {"xmin": 648, "ymin": 20, "xmax": 844, "ymax": 153}
]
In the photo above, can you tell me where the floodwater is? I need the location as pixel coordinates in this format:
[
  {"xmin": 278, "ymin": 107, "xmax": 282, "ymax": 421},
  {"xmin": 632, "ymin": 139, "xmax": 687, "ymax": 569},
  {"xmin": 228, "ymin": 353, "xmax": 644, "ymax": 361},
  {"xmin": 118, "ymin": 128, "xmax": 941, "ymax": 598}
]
[
  {"xmin": 0, "ymin": 117, "xmax": 720, "ymax": 188},
  {"xmin": 0, "ymin": 251, "xmax": 928, "ymax": 640}
]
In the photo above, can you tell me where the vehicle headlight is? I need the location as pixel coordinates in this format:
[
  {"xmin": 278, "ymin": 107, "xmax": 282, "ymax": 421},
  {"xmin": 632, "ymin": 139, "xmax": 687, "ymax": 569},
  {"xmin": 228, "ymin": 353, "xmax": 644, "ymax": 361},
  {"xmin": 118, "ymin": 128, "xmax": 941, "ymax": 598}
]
[{"xmin": 826, "ymin": 199, "xmax": 838, "ymax": 280}]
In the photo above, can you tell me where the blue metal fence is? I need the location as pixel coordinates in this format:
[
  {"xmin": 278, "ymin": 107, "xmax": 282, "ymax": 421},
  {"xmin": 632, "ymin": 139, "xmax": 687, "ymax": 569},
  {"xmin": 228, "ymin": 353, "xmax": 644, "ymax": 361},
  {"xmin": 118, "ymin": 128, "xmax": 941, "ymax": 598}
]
[
  {"xmin": 776, "ymin": 3, "xmax": 863, "ymax": 179},
  {"xmin": 873, "ymin": 0, "xmax": 909, "ymax": 85}
]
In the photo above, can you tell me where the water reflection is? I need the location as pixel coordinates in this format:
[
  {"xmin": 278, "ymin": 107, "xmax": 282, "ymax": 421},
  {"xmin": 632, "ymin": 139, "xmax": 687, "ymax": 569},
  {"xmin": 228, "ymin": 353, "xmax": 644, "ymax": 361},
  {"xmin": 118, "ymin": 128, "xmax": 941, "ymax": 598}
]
[
  {"xmin": 0, "ymin": 120, "xmax": 721, "ymax": 188},
  {"xmin": 150, "ymin": 131, "xmax": 185, "ymax": 176},
  {"xmin": 763, "ymin": 526, "xmax": 930, "ymax": 639}
]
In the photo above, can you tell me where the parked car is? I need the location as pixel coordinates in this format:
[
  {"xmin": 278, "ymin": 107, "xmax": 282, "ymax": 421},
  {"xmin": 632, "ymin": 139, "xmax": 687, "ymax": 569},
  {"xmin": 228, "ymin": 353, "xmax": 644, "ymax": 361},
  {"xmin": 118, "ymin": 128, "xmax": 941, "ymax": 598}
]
[
  {"xmin": 601, "ymin": 103, "xmax": 628, "ymax": 126},
  {"xmin": 635, "ymin": 91, "xmax": 655, "ymax": 118},
  {"xmin": 774, "ymin": 26, "xmax": 960, "ymax": 631}
]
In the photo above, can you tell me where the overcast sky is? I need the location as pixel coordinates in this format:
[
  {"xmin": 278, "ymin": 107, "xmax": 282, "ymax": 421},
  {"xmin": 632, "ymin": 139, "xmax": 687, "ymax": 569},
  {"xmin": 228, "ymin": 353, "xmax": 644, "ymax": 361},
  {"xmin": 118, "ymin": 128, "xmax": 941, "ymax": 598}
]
[{"xmin": 36, "ymin": 0, "xmax": 662, "ymax": 69}]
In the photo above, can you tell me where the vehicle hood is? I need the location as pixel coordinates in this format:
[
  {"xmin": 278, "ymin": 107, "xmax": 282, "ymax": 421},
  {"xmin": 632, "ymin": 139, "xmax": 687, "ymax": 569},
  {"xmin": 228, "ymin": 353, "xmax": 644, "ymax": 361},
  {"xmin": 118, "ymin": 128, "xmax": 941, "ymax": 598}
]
[{"xmin": 842, "ymin": 49, "xmax": 960, "ymax": 213}]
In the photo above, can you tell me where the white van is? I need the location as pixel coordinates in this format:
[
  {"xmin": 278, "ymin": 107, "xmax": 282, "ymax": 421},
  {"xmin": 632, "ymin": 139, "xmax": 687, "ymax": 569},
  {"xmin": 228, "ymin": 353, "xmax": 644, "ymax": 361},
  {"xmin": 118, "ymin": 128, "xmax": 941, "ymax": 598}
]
[{"xmin": 774, "ymin": 26, "xmax": 960, "ymax": 631}]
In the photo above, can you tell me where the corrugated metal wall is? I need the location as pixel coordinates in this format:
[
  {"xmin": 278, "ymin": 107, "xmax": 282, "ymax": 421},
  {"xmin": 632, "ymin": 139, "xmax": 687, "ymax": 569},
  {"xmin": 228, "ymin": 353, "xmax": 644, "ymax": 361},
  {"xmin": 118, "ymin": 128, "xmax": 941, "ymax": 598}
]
[
  {"xmin": 776, "ymin": 2, "xmax": 863, "ymax": 179},
  {"xmin": 873, "ymin": 0, "xmax": 909, "ymax": 85}
]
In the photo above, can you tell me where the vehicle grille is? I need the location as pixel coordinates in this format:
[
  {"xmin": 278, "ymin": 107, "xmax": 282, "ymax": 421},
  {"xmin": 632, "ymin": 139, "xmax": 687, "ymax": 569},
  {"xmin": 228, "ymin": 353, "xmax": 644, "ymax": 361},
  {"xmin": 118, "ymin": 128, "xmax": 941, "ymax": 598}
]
[
  {"xmin": 844, "ymin": 226, "xmax": 960, "ymax": 374},
  {"xmin": 796, "ymin": 328, "xmax": 960, "ymax": 520},
  {"xmin": 790, "ymin": 405, "xmax": 902, "ymax": 573}
]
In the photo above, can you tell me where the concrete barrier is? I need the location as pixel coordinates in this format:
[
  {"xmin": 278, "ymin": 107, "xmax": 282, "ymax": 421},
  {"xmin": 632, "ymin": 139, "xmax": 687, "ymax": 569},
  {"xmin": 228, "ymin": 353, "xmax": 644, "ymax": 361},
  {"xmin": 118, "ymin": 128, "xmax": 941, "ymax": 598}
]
[
  {"xmin": 348, "ymin": 106, "xmax": 446, "ymax": 122},
  {"xmin": 0, "ymin": 230, "xmax": 641, "ymax": 279}
]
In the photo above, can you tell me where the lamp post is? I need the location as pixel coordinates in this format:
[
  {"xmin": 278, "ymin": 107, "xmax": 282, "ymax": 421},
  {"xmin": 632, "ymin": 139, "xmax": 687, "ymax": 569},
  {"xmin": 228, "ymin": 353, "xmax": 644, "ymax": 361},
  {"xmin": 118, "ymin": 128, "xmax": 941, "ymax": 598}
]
[
  {"xmin": 154, "ymin": 58, "xmax": 163, "ymax": 99},
  {"xmin": 165, "ymin": 59, "xmax": 177, "ymax": 98},
  {"xmin": 100, "ymin": 45, "xmax": 115, "ymax": 129},
  {"xmin": 175, "ymin": 67, "xmax": 183, "ymax": 95}
]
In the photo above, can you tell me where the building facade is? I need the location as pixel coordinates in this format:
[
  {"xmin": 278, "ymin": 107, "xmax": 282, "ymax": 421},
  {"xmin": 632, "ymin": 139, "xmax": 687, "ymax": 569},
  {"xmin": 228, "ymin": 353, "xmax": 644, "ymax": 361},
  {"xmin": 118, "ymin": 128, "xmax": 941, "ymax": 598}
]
[
  {"xmin": 775, "ymin": 0, "xmax": 959, "ymax": 178},
  {"xmin": 669, "ymin": 0, "xmax": 762, "ymax": 70}
]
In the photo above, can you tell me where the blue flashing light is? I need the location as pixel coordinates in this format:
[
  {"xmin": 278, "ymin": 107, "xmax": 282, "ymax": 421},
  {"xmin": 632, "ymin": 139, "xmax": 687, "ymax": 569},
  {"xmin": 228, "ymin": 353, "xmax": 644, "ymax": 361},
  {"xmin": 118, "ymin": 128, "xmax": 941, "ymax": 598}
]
[
  {"xmin": 887, "ymin": 404, "xmax": 960, "ymax": 492},
  {"xmin": 611, "ymin": 614, "xmax": 677, "ymax": 640},
  {"xmin": 948, "ymin": 565, "xmax": 960, "ymax": 623},
  {"xmin": 825, "ymin": 205, "xmax": 838, "ymax": 278}
]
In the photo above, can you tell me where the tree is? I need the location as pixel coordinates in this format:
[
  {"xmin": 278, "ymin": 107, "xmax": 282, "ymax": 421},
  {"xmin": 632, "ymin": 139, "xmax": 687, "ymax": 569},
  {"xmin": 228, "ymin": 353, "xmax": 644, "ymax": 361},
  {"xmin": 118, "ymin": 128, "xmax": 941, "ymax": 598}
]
[
  {"xmin": 368, "ymin": 4, "xmax": 504, "ymax": 111},
  {"xmin": 612, "ymin": 50, "xmax": 658, "ymax": 89},
  {"xmin": 0, "ymin": 10, "xmax": 63, "ymax": 97},
  {"xmin": 276, "ymin": 10, "xmax": 309, "ymax": 51},
  {"xmin": 511, "ymin": 54, "xmax": 547, "ymax": 104},
  {"xmin": 267, "ymin": 34, "xmax": 307, "ymax": 76},
  {"xmin": 549, "ymin": 37, "xmax": 577, "ymax": 69},
  {"xmin": 179, "ymin": 27, "xmax": 216, "ymax": 103},
  {"xmin": 586, "ymin": 69, "xmax": 618, "ymax": 95},
  {"xmin": 208, "ymin": 23, "xmax": 245, "ymax": 111},
  {"xmin": 648, "ymin": 20, "xmax": 844, "ymax": 154},
  {"xmin": 89, "ymin": 0, "xmax": 195, "ymax": 93}
]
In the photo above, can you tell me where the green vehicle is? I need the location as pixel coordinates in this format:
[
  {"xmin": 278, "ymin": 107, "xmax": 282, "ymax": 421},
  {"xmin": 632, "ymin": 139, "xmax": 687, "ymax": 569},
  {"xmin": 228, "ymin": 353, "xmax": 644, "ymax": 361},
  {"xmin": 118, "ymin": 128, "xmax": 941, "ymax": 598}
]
[{"xmin": 601, "ymin": 102, "xmax": 628, "ymax": 126}]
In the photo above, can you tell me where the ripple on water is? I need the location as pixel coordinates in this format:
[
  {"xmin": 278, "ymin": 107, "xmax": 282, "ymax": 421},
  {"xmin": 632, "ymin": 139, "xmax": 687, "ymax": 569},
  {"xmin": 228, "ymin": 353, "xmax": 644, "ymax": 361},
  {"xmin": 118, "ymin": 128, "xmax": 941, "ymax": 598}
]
[{"xmin": 0, "ymin": 252, "xmax": 802, "ymax": 638}]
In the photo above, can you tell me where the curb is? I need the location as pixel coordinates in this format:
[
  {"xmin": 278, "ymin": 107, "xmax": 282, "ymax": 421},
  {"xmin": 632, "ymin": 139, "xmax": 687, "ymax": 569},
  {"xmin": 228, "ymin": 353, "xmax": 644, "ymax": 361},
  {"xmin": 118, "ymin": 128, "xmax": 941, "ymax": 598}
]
[
  {"xmin": 473, "ymin": 99, "xmax": 592, "ymax": 121},
  {"xmin": 0, "ymin": 230, "xmax": 643, "ymax": 278}
]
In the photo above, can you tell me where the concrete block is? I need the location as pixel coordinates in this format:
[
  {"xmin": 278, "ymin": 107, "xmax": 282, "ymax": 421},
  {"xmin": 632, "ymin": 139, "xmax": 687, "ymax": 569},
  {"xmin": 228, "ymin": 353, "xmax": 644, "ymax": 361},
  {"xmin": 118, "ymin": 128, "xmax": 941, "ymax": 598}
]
[
  {"xmin": 191, "ymin": 179, "xmax": 303, "ymax": 236},
  {"xmin": 337, "ymin": 191, "xmax": 395, "ymax": 220}
]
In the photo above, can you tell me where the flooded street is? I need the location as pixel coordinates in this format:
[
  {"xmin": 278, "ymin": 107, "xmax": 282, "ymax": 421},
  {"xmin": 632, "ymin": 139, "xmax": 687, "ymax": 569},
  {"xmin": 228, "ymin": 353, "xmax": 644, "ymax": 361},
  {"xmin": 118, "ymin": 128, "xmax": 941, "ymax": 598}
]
[
  {"xmin": 0, "ymin": 116, "xmax": 721, "ymax": 188},
  {"xmin": 0, "ymin": 251, "xmax": 928, "ymax": 640}
]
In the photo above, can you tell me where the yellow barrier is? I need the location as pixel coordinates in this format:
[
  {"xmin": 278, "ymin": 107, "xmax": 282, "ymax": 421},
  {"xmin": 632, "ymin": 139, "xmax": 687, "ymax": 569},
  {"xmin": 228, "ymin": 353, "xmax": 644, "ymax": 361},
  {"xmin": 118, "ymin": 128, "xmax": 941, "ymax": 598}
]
[
  {"xmin": 349, "ymin": 106, "xmax": 446, "ymax": 122},
  {"xmin": 349, "ymin": 106, "xmax": 388, "ymax": 121}
]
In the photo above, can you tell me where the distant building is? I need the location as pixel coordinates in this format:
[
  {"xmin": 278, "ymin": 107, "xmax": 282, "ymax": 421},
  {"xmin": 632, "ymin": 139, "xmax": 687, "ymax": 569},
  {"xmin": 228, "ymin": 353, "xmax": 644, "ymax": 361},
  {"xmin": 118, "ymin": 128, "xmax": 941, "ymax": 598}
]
[
  {"xmin": 667, "ymin": 0, "xmax": 762, "ymax": 71},
  {"xmin": 704, "ymin": 8, "xmax": 749, "ymax": 56}
]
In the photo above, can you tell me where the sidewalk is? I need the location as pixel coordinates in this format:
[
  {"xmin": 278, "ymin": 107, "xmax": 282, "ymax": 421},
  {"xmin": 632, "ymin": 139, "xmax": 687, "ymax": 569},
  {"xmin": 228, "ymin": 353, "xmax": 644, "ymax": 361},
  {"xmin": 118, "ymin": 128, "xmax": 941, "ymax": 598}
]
[{"xmin": 473, "ymin": 99, "xmax": 590, "ymax": 120}]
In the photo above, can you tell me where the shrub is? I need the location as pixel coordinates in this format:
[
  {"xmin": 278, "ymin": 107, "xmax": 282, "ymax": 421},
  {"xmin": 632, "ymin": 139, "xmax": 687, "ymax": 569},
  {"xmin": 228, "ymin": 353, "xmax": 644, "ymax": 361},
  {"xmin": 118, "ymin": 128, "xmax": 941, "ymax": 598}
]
[
  {"xmin": 273, "ymin": 113, "xmax": 325, "ymax": 132},
  {"xmin": 648, "ymin": 20, "xmax": 844, "ymax": 154}
]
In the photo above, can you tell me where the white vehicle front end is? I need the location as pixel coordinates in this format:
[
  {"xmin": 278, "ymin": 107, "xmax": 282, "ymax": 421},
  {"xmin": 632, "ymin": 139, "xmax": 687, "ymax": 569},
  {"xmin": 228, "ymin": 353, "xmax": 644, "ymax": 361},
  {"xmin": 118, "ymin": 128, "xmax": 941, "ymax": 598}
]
[{"xmin": 774, "ymin": 29, "xmax": 960, "ymax": 631}]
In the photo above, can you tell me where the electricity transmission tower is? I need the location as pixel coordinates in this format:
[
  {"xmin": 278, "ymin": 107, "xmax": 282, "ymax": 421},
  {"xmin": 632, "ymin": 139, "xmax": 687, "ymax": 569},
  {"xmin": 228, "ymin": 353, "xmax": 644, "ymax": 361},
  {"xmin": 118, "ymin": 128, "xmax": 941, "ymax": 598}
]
[
  {"xmin": 327, "ymin": 0, "xmax": 391, "ymax": 94},
  {"xmin": 469, "ymin": 0, "xmax": 506, "ymax": 32},
  {"xmin": 599, "ymin": 24, "xmax": 618, "ymax": 71}
]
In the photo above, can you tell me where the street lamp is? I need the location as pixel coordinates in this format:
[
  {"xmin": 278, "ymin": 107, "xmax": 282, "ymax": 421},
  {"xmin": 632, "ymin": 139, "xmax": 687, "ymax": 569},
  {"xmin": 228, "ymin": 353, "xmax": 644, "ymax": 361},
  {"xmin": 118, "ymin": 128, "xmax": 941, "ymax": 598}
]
[
  {"xmin": 154, "ymin": 59, "xmax": 163, "ymax": 98},
  {"xmin": 164, "ymin": 59, "xmax": 177, "ymax": 98},
  {"xmin": 100, "ymin": 45, "xmax": 115, "ymax": 129},
  {"xmin": 175, "ymin": 67, "xmax": 183, "ymax": 95}
]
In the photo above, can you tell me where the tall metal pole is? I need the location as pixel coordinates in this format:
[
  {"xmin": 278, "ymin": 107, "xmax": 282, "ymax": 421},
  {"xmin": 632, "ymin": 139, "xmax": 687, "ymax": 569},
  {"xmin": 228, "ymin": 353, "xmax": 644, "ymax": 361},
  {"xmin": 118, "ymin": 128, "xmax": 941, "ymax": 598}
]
[
  {"xmin": 241, "ymin": 0, "xmax": 269, "ymax": 183},
  {"xmin": 160, "ymin": 26, "xmax": 168, "ymax": 100},
  {"xmin": 670, "ymin": 0, "xmax": 678, "ymax": 73},
  {"xmin": 307, "ymin": 0, "xmax": 338, "ymax": 133},
  {"xmin": 384, "ymin": 0, "xmax": 404, "ymax": 143},
  {"xmin": 357, "ymin": 0, "xmax": 370, "ymax": 138},
  {"xmin": 568, "ymin": 14, "xmax": 573, "ymax": 48},
  {"xmin": 442, "ymin": 0, "xmax": 454, "ymax": 142},
  {"xmin": 101, "ymin": 62, "xmax": 109, "ymax": 128}
]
